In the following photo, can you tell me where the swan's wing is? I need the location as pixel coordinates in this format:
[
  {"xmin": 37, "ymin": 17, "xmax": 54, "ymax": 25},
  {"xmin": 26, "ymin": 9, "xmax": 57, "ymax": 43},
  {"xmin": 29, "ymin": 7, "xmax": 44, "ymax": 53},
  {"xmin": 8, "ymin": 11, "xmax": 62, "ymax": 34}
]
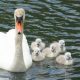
[
  {"xmin": 0, "ymin": 32, "xmax": 7, "ymax": 54},
  {"xmin": 0, "ymin": 30, "xmax": 15, "ymax": 68},
  {"xmin": 22, "ymin": 34, "xmax": 32, "ymax": 68},
  {"xmin": 6, "ymin": 29, "xmax": 15, "ymax": 54}
]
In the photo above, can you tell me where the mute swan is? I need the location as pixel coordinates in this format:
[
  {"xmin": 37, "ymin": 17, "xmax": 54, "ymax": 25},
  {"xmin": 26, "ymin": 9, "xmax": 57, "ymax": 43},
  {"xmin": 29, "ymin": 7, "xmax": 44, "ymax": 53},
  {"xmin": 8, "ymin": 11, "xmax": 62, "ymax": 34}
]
[
  {"xmin": 59, "ymin": 40, "xmax": 66, "ymax": 53},
  {"xmin": 31, "ymin": 38, "xmax": 45, "ymax": 51},
  {"xmin": 56, "ymin": 52, "xmax": 73, "ymax": 65},
  {"xmin": 0, "ymin": 8, "xmax": 32, "ymax": 72},
  {"xmin": 42, "ymin": 42, "xmax": 61, "ymax": 58},
  {"xmin": 32, "ymin": 47, "xmax": 46, "ymax": 61}
]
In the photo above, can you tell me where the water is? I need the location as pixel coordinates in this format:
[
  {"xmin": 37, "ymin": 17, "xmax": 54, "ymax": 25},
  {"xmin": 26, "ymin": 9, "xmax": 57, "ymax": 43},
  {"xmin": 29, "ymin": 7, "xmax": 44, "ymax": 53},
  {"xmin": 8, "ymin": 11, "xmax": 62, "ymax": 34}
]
[{"xmin": 0, "ymin": 0, "xmax": 80, "ymax": 80}]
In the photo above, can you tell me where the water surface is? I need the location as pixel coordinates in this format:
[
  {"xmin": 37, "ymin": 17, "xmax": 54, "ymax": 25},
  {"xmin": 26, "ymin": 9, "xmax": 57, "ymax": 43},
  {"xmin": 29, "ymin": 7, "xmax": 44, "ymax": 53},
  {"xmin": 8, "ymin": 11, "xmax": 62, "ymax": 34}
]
[{"xmin": 0, "ymin": 0, "xmax": 80, "ymax": 80}]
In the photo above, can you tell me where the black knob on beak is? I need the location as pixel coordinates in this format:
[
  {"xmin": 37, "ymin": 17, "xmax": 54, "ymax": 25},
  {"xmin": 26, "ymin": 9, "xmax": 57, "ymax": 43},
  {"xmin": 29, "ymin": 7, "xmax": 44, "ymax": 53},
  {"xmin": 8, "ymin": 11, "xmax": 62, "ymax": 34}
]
[
  {"xmin": 18, "ymin": 32, "xmax": 21, "ymax": 34},
  {"xmin": 16, "ymin": 16, "xmax": 23, "ymax": 23}
]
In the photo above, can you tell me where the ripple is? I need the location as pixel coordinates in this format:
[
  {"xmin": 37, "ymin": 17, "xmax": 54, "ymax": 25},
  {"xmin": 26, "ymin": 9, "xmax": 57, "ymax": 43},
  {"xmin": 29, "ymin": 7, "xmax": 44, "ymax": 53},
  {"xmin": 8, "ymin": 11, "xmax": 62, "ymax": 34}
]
[{"xmin": 0, "ymin": 0, "xmax": 79, "ymax": 80}]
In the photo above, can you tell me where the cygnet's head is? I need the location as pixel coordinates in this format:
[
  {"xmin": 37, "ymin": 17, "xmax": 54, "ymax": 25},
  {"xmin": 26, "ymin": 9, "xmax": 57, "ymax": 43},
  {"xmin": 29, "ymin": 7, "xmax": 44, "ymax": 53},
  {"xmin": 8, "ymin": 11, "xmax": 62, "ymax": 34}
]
[
  {"xmin": 65, "ymin": 52, "xmax": 72, "ymax": 60},
  {"xmin": 59, "ymin": 40, "xmax": 65, "ymax": 47},
  {"xmin": 50, "ymin": 43, "xmax": 56, "ymax": 53},
  {"xmin": 14, "ymin": 8, "xmax": 25, "ymax": 34},
  {"xmin": 35, "ymin": 38, "xmax": 42, "ymax": 46},
  {"xmin": 33, "ymin": 47, "xmax": 41, "ymax": 56}
]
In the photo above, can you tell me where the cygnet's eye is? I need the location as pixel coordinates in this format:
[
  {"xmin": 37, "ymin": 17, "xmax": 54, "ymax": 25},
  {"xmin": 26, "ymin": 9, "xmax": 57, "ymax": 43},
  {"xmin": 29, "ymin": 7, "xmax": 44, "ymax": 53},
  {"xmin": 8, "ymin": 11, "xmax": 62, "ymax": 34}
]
[
  {"xmin": 37, "ymin": 51, "xmax": 39, "ymax": 53},
  {"xmin": 62, "ymin": 43, "xmax": 65, "ymax": 46},
  {"xmin": 61, "ymin": 42, "xmax": 64, "ymax": 46},
  {"xmin": 52, "ymin": 46, "xmax": 55, "ymax": 50},
  {"xmin": 52, "ymin": 46, "xmax": 54, "ymax": 49},
  {"xmin": 63, "ymin": 43, "xmax": 65, "ymax": 45},
  {"xmin": 34, "ymin": 50, "xmax": 37, "ymax": 53},
  {"xmin": 38, "ymin": 42, "xmax": 40, "ymax": 44},
  {"xmin": 67, "ymin": 56, "xmax": 71, "ymax": 60}
]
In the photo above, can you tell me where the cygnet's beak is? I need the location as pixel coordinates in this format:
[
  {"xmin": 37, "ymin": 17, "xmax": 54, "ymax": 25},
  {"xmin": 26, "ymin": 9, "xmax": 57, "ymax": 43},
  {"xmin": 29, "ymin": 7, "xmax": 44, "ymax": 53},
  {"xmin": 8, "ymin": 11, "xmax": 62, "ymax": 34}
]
[
  {"xmin": 36, "ymin": 52, "xmax": 39, "ymax": 56},
  {"xmin": 37, "ymin": 43, "xmax": 40, "ymax": 47},
  {"xmin": 16, "ymin": 16, "xmax": 23, "ymax": 34},
  {"xmin": 51, "ymin": 46, "xmax": 55, "ymax": 52},
  {"xmin": 67, "ymin": 56, "xmax": 72, "ymax": 60}
]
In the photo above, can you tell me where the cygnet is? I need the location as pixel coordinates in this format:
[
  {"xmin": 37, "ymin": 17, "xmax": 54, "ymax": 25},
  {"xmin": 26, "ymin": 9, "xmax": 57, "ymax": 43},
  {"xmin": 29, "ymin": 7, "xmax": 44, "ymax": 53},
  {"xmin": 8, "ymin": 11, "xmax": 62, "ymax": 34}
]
[
  {"xmin": 31, "ymin": 38, "xmax": 45, "ymax": 51},
  {"xmin": 56, "ymin": 52, "xmax": 73, "ymax": 65},
  {"xmin": 32, "ymin": 47, "xmax": 46, "ymax": 61}
]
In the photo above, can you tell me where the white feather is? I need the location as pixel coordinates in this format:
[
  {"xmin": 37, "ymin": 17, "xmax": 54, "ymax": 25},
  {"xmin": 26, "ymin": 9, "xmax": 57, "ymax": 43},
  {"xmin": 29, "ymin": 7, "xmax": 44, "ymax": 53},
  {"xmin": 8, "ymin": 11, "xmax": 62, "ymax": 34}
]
[{"xmin": 0, "ymin": 29, "xmax": 32, "ymax": 72}]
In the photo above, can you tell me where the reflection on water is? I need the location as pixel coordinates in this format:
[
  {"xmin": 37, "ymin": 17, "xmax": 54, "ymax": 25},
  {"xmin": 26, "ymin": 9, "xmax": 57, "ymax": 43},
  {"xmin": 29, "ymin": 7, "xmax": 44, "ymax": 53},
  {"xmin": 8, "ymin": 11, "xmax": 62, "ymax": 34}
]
[
  {"xmin": 0, "ymin": 0, "xmax": 80, "ymax": 80},
  {"xmin": 10, "ymin": 73, "xmax": 26, "ymax": 80}
]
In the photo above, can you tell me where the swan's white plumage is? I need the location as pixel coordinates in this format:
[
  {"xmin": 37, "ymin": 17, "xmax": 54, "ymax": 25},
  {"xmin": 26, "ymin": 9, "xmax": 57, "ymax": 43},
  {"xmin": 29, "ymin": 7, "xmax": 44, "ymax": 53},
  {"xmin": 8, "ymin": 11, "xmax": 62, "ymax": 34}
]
[
  {"xmin": 0, "ymin": 29, "xmax": 32, "ymax": 72},
  {"xmin": 0, "ymin": 30, "xmax": 15, "ymax": 70}
]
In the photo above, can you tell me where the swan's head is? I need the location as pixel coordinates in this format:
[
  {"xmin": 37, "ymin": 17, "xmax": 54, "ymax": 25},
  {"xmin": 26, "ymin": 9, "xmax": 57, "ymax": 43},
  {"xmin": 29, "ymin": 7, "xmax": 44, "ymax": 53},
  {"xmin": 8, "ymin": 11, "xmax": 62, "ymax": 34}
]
[
  {"xmin": 59, "ymin": 40, "xmax": 65, "ymax": 47},
  {"xmin": 35, "ymin": 38, "xmax": 42, "ymax": 47},
  {"xmin": 33, "ymin": 47, "xmax": 40, "ymax": 56},
  {"xmin": 14, "ymin": 8, "xmax": 25, "ymax": 34},
  {"xmin": 65, "ymin": 52, "xmax": 72, "ymax": 60}
]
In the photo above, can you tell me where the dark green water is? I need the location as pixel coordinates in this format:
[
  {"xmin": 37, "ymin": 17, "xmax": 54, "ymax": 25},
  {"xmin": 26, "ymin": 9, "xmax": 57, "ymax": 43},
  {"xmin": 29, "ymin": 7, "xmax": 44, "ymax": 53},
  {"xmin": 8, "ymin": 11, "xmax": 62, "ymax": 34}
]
[{"xmin": 0, "ymin": 0, "xmax": 80, "ymax": 80}]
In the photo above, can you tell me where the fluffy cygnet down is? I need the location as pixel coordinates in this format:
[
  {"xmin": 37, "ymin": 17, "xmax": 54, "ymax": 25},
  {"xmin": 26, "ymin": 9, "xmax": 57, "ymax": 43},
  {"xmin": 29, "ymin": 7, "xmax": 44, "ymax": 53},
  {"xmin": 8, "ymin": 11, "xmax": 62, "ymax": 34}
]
[
  {"xmin": 31, "ymin": 38, "xmax": 45, "ymax": 51},
  {"xmin": 56, "ymin": 52, "xmax": 73, "ymax": 65},
  {"xmin": 32, "ymin": 47, "xmax": 46, "ymax": 61},
  {"xmin": 42, "ymin": 42, "xmax": 61, "ymax": 58},
  {"xmin": 59, "ymin": 40, "xmax": 66, "ymax": 53}
]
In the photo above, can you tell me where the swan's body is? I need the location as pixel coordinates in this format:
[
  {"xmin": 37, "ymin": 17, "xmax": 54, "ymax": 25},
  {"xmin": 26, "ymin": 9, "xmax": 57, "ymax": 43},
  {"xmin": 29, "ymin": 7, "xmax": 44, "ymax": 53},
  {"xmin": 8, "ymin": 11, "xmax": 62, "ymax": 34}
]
[
  {"xmin": 32, "ymin": 47, "xmax": 45, "ymax": 61},
  {"xmin": 31, "ymin": 38, "xmax": 45, "ymax": 51},
  {"xmin": 42, "ymin": 42, "xmax": 61, "ymax": 58},
  {"xmin": 0, "ymin": 8, "xmax": 32, "ymax": 72},
  {"xmin": 56, "ymin": 52, "xmax": 73, "ymax": 65}
]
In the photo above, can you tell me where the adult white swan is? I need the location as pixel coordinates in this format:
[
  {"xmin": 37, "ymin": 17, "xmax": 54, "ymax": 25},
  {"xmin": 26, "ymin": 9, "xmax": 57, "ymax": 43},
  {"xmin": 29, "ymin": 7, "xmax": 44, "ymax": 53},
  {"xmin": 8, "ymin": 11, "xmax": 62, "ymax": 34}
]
[{"xmin": 0, "ymin": 8, "xmax": 32, "ymax": 72}]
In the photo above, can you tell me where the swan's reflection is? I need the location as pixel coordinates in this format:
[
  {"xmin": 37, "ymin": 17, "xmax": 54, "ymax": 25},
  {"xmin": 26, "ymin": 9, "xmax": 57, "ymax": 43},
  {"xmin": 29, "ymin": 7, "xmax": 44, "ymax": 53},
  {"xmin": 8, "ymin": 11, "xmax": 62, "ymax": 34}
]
[
  {"xmin": 0, "ymin": 70, "xmax": 26, "ymax": 80},
  {"xmin": 10, "ymin": 72, "xmax": 26, "ymax": 80}
]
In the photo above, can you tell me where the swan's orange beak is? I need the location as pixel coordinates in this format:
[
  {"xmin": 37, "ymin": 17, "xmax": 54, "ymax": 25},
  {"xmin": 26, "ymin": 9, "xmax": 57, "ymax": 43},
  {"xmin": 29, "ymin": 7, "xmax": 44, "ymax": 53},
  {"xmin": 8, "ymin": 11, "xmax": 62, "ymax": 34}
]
[{"xmin": 16, "ymin": 22, "xmax": 22, "ymax": 34}]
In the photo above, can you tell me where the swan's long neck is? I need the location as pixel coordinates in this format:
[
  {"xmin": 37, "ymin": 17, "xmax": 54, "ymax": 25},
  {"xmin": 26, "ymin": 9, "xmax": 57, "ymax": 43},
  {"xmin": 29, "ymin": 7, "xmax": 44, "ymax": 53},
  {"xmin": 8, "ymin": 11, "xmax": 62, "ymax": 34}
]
[
  {"xmin": 12, "ymin": 24, "xmax": 26, "ymax": 70},
  {"xmin": 15, "ymin": 32, "xmax": 23, "ymax": 61}
]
